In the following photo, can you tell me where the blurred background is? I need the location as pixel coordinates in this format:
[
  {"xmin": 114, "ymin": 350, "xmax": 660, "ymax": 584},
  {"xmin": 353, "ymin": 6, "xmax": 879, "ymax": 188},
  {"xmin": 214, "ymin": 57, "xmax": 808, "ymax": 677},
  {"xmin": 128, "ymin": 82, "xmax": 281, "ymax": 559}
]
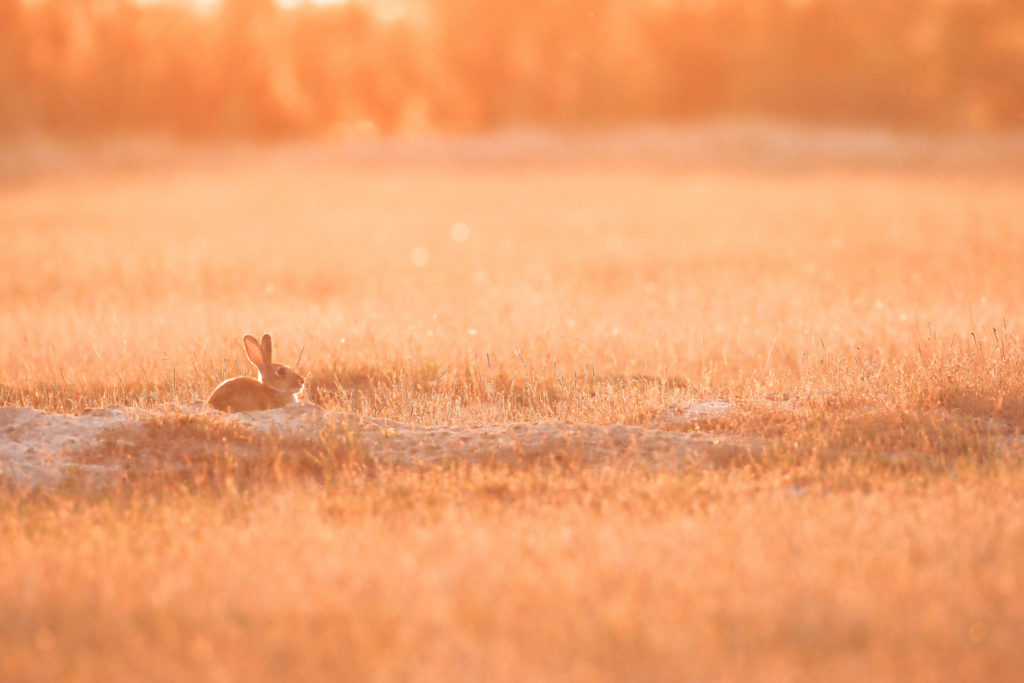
[{"xmin": 1, "ymin": 0, "xmax": 1022, "ymax": 141}]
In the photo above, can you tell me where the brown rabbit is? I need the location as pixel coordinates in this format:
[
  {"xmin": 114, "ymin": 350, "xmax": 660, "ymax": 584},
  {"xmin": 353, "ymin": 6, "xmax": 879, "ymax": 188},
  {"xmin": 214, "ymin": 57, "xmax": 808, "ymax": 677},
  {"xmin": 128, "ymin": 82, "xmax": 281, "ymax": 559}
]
[{"xmin": 207, "ymin": 334, "xmax": 305, "ymax": 412}]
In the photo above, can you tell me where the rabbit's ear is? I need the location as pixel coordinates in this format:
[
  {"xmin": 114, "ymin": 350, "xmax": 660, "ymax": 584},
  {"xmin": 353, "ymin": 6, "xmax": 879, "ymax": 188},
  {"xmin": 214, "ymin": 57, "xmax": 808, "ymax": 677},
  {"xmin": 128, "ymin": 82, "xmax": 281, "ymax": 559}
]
[
  {"xmin": 261, "ymin": 334, "xmax": 273, "ymax": 364},
  {"xmin": 243, "ymin": 334, "xmax": 265, "ymax": 369}
]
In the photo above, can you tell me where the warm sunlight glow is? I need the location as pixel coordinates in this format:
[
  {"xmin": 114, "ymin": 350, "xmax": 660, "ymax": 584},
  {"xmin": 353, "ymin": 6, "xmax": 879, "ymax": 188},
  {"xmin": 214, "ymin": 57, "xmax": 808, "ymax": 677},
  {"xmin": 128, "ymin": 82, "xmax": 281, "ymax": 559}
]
[
  {"xmin": 1, "ymin": 2, "xmax": 1023, "ymax": 680},
  {"xmin": 135, "ymin": 0, "xmax": 352, "ymax": 6},
  {"xmin": 134, "ymin": 0, "xmax": 373, "ymax": 10},
  {"xmin": 2, "ymin": 0, "xmax": 1020, "ymax": 138}
]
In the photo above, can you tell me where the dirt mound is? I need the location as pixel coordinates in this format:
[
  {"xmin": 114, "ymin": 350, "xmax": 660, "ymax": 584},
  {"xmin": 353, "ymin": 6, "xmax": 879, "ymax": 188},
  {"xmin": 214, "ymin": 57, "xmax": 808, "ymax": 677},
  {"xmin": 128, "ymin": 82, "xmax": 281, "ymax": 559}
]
[
  {"xmin": 0, "ymin": 406, "xmax": 144, "ymax": 487},
  {"xmin": 0, "ymin": 402, "xmax": 761, "ymax": 487}
]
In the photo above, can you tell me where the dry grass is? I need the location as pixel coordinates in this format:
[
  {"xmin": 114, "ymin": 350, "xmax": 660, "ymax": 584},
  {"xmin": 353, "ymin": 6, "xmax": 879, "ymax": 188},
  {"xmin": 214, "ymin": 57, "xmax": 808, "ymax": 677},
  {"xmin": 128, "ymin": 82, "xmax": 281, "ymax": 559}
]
[
  {"xmin": 3, "ymin": 464, "xmax": 1024, "ymax": 683},
  {"xmin": 1, "ymin": 132, "xmax": 1024, "ymax": 680}
]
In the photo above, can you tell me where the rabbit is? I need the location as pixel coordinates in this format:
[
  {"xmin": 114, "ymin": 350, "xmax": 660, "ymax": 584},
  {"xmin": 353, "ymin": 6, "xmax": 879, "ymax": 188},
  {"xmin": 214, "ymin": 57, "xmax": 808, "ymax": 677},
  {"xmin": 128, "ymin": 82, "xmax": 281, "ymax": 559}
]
[{"xmin": 207, "ymin": 334, "xmax": 305, "ymax": 412}]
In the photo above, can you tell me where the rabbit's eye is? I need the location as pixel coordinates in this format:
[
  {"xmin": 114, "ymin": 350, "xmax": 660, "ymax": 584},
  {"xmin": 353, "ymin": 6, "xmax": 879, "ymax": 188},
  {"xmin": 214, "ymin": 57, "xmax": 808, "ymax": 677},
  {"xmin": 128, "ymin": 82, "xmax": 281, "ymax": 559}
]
[{"xmin": 276, "ymin": 368, "xmax": 286, "ymax": 377}]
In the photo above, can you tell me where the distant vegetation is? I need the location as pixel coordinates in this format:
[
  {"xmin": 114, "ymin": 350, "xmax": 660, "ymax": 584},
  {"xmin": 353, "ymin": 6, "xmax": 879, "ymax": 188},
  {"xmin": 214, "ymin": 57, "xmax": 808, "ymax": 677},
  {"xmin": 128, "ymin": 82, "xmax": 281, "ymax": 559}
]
[{"xmin": 1, "ymin": 0, "xmax": 1023, "ymax": 138}]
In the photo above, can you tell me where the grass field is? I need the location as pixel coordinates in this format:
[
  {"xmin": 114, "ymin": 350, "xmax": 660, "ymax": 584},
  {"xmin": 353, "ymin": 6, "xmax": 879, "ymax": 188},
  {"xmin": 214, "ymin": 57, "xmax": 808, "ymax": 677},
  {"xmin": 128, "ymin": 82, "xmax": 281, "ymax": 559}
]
[{"xmin": 2, "ymin": 129, "xmax": 1024, "ymax": 680}]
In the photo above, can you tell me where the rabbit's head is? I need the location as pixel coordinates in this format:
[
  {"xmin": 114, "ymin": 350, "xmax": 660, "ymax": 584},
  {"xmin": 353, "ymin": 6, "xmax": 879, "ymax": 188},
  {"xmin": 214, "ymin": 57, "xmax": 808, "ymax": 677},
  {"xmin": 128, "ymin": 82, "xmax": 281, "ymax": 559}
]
[{"xmin": 243, "ymin": 334, "xmax": 305, "ymax": 396}]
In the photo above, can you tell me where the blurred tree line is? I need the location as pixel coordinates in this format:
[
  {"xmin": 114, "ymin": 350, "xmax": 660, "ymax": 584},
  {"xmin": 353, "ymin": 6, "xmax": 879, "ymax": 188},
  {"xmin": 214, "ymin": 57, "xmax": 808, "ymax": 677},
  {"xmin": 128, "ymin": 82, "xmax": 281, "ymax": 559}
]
[{"xmin": 0, "ymin": 0, "xmax": 1022, "ymax": 139}]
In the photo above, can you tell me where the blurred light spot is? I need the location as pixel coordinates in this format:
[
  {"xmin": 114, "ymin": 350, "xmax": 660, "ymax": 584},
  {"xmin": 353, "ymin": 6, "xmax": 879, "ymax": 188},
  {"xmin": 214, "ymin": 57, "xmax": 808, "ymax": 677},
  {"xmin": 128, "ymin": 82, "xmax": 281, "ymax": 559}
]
[
  {"xmin": 138, "ymin": 0, "xmax": 220, "ymax": 10},
  {"xmin": 339, "ymin": 338, "xmax": 345, "ymax": 344},
  {"xmin": 373, "ymin": 0, "xmax": 408, "ymax": 23},
  {"xmin": 604, "ymin": 234, "xmax": 624, "ymax": 252},
  {"xmin": 279, "ymin": 0, "xmax": 347, "ymax": 8},
  {"xmin": 467, "ymin": 328, "xmax": 477, "ymax": 336},
  {"xmin": 265, "ymin": 283, "xmax": 276, "ymax": 294},
  {"xmin": 410, "ymin": 247, "xmax": 429, "ymax": 267},
  {"xmin": 450, "ymin": 222, "xmax": 471, "ymax": 242}
]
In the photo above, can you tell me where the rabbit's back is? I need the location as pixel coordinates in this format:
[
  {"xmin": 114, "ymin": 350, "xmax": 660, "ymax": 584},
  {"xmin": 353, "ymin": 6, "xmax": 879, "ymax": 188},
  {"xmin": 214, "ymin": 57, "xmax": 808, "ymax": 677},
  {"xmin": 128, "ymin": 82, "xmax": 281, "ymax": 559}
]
[{"xmin": 207, "ymin": 377, "xmax": 292, "ymax": 412}]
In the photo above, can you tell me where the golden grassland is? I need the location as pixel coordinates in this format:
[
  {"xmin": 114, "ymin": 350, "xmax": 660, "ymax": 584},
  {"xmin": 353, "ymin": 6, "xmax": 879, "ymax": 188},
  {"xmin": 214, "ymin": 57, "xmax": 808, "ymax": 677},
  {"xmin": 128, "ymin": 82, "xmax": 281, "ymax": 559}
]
[
  {"xmin": 3, "ymin": 465, "xmax": 1024, "ymax": 682},
  {"xmin": 1, "ymin": 133, "xmax": 1024, "ymax": 680}
]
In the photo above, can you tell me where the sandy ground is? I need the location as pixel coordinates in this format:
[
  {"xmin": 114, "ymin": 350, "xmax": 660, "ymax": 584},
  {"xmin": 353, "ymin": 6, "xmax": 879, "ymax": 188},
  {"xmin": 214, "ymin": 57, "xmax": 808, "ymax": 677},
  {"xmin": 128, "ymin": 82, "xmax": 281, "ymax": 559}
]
[
  {"xmin": 4, "ymin": 399, "xmax": 1021, "ymax": 487},
  {"xmin": 0, "ymin": 401, "xmax": 763, "ymax": 487}
]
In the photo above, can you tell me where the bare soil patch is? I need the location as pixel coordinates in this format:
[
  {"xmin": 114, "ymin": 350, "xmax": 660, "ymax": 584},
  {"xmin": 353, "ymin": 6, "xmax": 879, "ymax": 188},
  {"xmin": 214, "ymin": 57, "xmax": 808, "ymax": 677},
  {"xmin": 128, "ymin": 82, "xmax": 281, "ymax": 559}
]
[{"xmin": 0, "ymin": 401, "xmax": 767, "ymax": 488}]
